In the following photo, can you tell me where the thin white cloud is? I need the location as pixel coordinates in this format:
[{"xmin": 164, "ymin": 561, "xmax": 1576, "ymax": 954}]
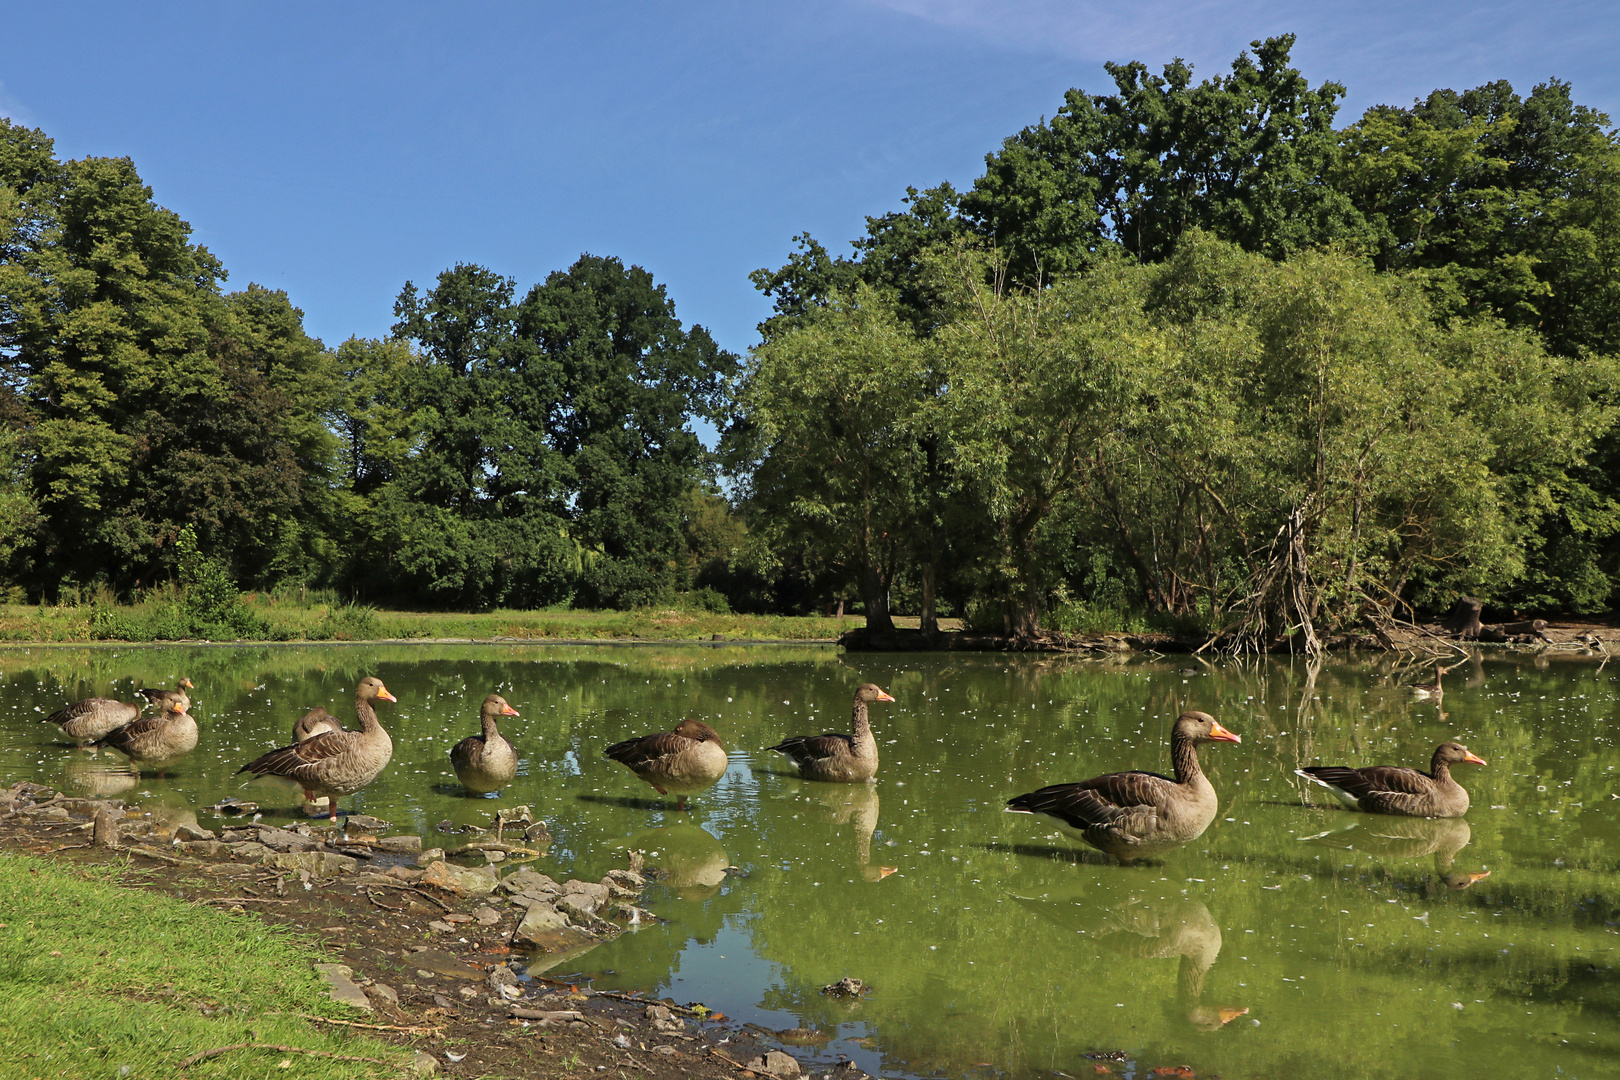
[{"xmin": 0, "ymin": 79, "xmax": 37, "ymax": 126}]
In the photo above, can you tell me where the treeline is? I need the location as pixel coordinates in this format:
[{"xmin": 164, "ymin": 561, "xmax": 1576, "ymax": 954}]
[
  {"xmin": 3, "ymin": 34, "xmax": 1619, "ymax": 640},
  {"xmin": 733, "ymin": 35, "xmax": 1620, "ymax": 642}
]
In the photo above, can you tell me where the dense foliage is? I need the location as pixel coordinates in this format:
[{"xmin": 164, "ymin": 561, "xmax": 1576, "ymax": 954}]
[{"xmin": 3, "ymin": 32, "xmax": 1618, "ymax": 640}]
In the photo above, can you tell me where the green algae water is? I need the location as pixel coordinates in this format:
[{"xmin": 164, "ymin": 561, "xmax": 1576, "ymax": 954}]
[{"xmin": 2, "ymin": 643, "xmax": 1618, "ymax": 1079}]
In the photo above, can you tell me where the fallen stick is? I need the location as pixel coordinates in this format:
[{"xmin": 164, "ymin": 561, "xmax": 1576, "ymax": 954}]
[
  {"xmin": 178, "ymin": 1042, "xmax": 392, "ymax": 1069},
  {"xmin": 192, "ymin": 896, "xmax": 295, "ymax": 906},
  {"xmin": 295, "ymin": 1012, "xmax": 442, "ymax": 1035},
  {"xmin": 510, "ymin": 1007, "xmax": 584, "ymax": 1021},
  {"xmin": 365, "ymin": 889, "xmax": 405, "ymax": 911}
]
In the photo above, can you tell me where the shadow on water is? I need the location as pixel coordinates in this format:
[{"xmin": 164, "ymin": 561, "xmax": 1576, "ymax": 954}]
[
  {"xmin": 981, "ymin": 841, "xmax": 1128, "ymax": 867},
  {"xmin": 575, "ymin": 793, "xmax": 687, "ymax": 812}
]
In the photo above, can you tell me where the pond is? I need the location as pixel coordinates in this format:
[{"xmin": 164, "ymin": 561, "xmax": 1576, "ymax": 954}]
[{"xmin": 1, "ymin": 643, "xmax": 1617, "ymax": 1080}]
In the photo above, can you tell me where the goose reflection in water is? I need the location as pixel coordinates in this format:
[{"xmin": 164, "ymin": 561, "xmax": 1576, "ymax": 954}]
[
  {"xmin": 60, "ymin": 755, "xmax": 141, "ymax": 798},
  {"xmin": 1299, "ymin": 815, "xmax": 1491, "ymax": 890},
  {"xmin": 805, "ymin": 782, "xmax": 896, "ymax": 881},
  {"xmin": 1016, "ymin": 891, "xmax": 1247, "ymax": 1031},
  {"xmin": 627, "ymin": 822, "xmax": 731, "ymax": 900}
]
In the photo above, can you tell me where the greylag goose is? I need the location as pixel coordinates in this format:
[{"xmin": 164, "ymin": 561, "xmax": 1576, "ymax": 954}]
[
  {"xmin": 91, "ymin": 697, "xmax": 198, "ymax": 777},
  {"xmin": 1296, "ymin": 741, "xmax": 1486, "ymax": 818},
  {"xmin": 1408, "ymin": 665, "xmax": 1451, "ymax": 699},
  {"xmin": 605, "ymin": 718, "xmax": 728, "ymax": 809},
  {"xmin": 293, "ymin": 706, "xmax": 344, "ymax": 742},
  {"xmin": 43, "ymin": 694, "xmax": 143, "ymax": 745},
  {"xmin": 137, "ymin": 678, "xmax": 194, "ymax": 713},
  {"xmin": 450, "ymin": 693, "xmax": 520, "ymax": 794},
  {"xmin": 768, "ymin": 683, "xmax": 894, "ymax": 782},
  {"xmin": 1005, "ymin": 711, "xmax": 1241, "ymax": 862},
  {"xmin": 237, "ymin": 676, "xmax": 398, "ymax": 822}
]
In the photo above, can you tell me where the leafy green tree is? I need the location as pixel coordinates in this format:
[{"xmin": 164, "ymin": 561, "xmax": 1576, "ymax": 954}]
[{"xmin": 518, "ymin": 254, "xmax": 736, "ymax": 608}]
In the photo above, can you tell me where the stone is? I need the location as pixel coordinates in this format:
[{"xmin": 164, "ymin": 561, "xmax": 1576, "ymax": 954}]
[
  {"xmin": 472, "ymin": 906, "xmax": 501, "ymax": 926},
  {"xmin": 226, "ymin": 841, "xmax": 272, "ymax": 860},
  {"xmin": 555, "ymin": 893, "xmax": 609, "ymax": 926},
  {"xmin": 645, "ymin": 1004, "xmax": 673, "ymax": 1021},
  {"xmin": 613, "ymin": 904, "xmax": 659, "ymax": 925},
  {"xmin": 820, "ymin": 978, "xmax": 867, "ymax": 999},
  {"xmin": 410, "ymin": 1050, "xmax": 438, "ymax": 1074},
  {"xmin": 385, "ymin": 865, "xmax": 425, "ymax": 882},
  {"xmin": 523, "ymin": 821, "xmax": 553, "ymax": 846},
  {"xmin": 428, "ymin": 920, "xmax": 456, "ymax": 933},
  {"xmin": 443, "ymin": 913, "xmax": 474, "ymax": 924},
  {"xmin": 421, "ymin": 859, "xmax": 499, "ymax": 896},
  {"xmin": 92, "ymin": 807, "xmax": 121, "ymax": 848},
  {"xmin": 262, "ymin": 850, "xmax": 358, "ymax": 876},
  {"xmin": 368, "ymin": 982, "xmax": 400, "ymax": 1006},
  {"xmin": 487, "ymin": 964, "xmax": 520, "ymax": 996},
  {"xmin": 175, "ymin": 823, "xmax": 215, "ymax": 841},
  {"xmin": 407, "ymin": 949, "xmax": 484, "ymax": 981},
  {"xmin": 513, "ymin": 917, "xmax": 598, "ymax": 956},
  {"xmin": 747, "ymin": 1051, "xmax": 802, "ymax": 1078},
  {"xmin": 374, "ymin": 834, "xmax": 423, "ymax": 854},
  {"xmin": 179, "ymin": 841, "xmax": 224, "ymax": 857},
  {"xmin": 315, "ymin": 963, "xmax": 372, "ymax": 1011},
  {"xmin": 417, "ymin": 847, "xmax": 446, "ymax": 866},
  {"xmin": 603, "ymin": 868, "xmax": 646, "ymax": 891},
  {"xmin": 557, "ymin": 880, "xmax": 610, "ymax": 913},
  {"xmin": 257, "ymin": 826, "xmax": 320, "ymax": 852},
  {"xmin": 347, "ymin": 814, "xmax": 392, "ymax": 831},
  {"xmin": 511, "ymin": 901, "xmax": 568, "ymax": 946},
  {"xmin": 497, "ymin": 868, "xmax": 559, "ymax": 896}
]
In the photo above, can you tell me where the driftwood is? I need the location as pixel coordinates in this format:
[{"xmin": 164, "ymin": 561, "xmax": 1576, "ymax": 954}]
[{"xmin": 1222, "ymin": 506, "xmax": 1322, "ymax": 657}]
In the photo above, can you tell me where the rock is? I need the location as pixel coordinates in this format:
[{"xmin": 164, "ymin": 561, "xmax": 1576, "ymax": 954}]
[
  {"xmin": 225, "ymin": 841, "xmax": 272, "ymax": 860},
  {"xmin": 407, "ymin": 949, "xmax": 484, "ymax": 980},
  {"xmin": 92, "ymin": 807, "xmax": 121, "ymax": 848},
  {"xmin": 179, "ymin": 841, "xmax": 224, "ymax": 857},
  {"xmin": 386, "ymin": 865, "xmax": 425, "ymax": 882},
  {"xmin": 513, "ymin": 918, "xmax": 598, "ymax": 956},
  {"xmin": 374, "ymin": 834, "xmax": 422, "ymax": 854},
  {"xmin": 523, "ymin": 821, "xmax": 553, "ymax": 846},
  {"xmin": 257, "ymin": 826, "xmax": 320, "ymax": 852},
  {"xmin": 498, "ymin": 868, "xmax": 560, "ymax": 896},
  {"xmin": 315, "ymin": 962, "xmax": 373, "ymax": 1011},
  {"xmin": 487, "ymin": 964, "xmax": 521, "ymax": 999},
  {"xmin": 368, "ymin": 982, "xmax": 400, "ymax": 1007},
  {"xmin": 208, "ymin": 797, "xmax": 259, "ymax": 817},
  {"xmin": 347, "ymin": 814, "xmax": 392, "ymax": 831},
  {"xmin": 555, "ymin": 893, "xmax": 611, "ymax": 927},
  {"xmin": 511, "ymin": 901, "xmax": 569, "ymax": 945},
  {"xmin": 653, "ymin": 1045, "xmax": 679, "ymax": 1056},
  {"xmin": 26, "ymin": 806, "xmax": 71, "ymax": 823},
  {"xmin": 410, "ymin": 1050, "xmax": 438, "ymax": 1074},
  {"xmin": 421, "ymin": 859, "xmax": 499, "ymax": 896},
  {"xmin": 428, "ymin": 920, "xmax": 456, "ymax": 933},
  {"xmin": 472, "ymin": 905, "xmax": 501, "ymax": 926},
  {"xmin": 747, "ymin": 1051, "xmax": 802, "ymax": 1078},
  {"xmin": 443, "ymin": 913, "xmax": 474, "ymax": 924},
  {"xmin": 612, "ymin": 904, "xmax": 659, "ymax": 925},
  {"xmin": 175, "ymin": 823, "xmax": 216, "ymax": 841},
  {"xmin": 417, "ymin": 847, "xmax": 446, "ymax": 866},
  {"xmin": 821, "ymin": 978, "xmax": 867, "ymax": 999},
  {"xmin": 645, "ymin": 1004, "xmax": 674, "ymax": 1021},
  {"xmin": 557, "ymin": 880, "xmax": 610, "ymax": 914},
  {"xmin": 603, "ymin": 868, "xmax": 646, "ymax": 891},
  {"xmin": 262, "ymin": 850, "xmax": 358, "ymax": 876}
]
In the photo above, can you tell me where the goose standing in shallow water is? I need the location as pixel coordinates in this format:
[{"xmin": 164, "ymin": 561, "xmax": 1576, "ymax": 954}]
[
  {"xmin": 768, "ymin": 683, "xmax": 894, "ymax": 782},
  {"xmin": 137, "ymin": 678, "xmax": 194, "ymax": 713},
  {"xmin": 1005, "ymin": 711, "xmax": 1242, "ymax": 862},
  {"xmin": 1408, "ymin": 664, "xmax": 1452, "ymax": 699},
  {"xmin": 42, "ymin": 694, "xmax": 142, "ymax": 746},
  {"xmin": 450, "ymin": 693, "xmax": 520, "ymax": 794},
  {"xmin": 237, "ymin": 676, "xmax": 398, "ymax": 822},
  {"xmin": 91, "ymin": 698, "xmax": 199, "ymax": 777},
  {"xmin": 1296, "ymin": 741, "xmax": 1486, "ymax": 818},
  {"xmin": 605, "ymin": 718, "xmax": 728, "ymax": 809}
]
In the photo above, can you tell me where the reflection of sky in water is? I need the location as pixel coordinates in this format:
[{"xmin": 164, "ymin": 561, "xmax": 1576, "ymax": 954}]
[{"xmin": 3, "ymin": 644, "xmax": 1619, "ymax": 1079}]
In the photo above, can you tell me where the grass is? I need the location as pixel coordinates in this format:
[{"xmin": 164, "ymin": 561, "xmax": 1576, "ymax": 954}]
[
  {"xmin": 0, "ymin": 599, "xmax": 866, "ymax": 645},
  {"xmin": 0, "ymin": 852, "xmax": 402, "ymax": 1080}
]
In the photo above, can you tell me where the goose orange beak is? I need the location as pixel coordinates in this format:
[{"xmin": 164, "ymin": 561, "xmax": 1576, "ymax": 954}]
[
  {"xmin": 876, "ymin": 691, "xmax": 895, "ymax": 702},
  {"xmin": 377, "ymin": 687, "xmax": 398, "ymax": 702},
  {"xmin": 1218, "ymin": 1007, "xmax": 1249, "ymax": 1025},
  {"xmin": 1208, "ymin": 721, "xmax": 1241, "ymax": 743},
  {"xmin": 502, "ymin": 704, "xmax": 520, "ymax": 716},
  {"xmin": 180, "ymin": 678, "xmax": 194, "ymax": 689},
  {"xmin": 1463, "ymin": 751, "xmax": 1487, "ymax": 765}
]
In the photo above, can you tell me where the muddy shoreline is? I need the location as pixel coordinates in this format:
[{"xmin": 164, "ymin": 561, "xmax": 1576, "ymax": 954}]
[{"xmin": 0, "ymin": 782, "xmax": 859, "ymax": 1080}]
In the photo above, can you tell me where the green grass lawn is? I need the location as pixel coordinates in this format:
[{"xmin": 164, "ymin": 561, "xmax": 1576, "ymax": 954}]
[
  {"xmin": 0, "ymin": 853, "xmax": 402, "ymax": 1080},
  {"xmin": 0, "ymin": 600, "xmax": 866, "ymax": 645}
]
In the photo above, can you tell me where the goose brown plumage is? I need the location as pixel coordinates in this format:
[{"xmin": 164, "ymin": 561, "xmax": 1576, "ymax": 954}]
[
  {"xmin": 237, "ymin": 676, "xmax": 398, "ymax": 822},
  {"xmin": 768, "ymin": 683, "xmax": 894, "ymax": 782},
  {"xmin": 450, "ymin": 693, "xmax": 520, "ymax": 794},
  {"xmin": 1408, "ymin": 664, "xmax": 1451, "ymax": 699},
  {"xmin": 91, "ymin": 698, "xmax": 198, "ymax": 777},
  {"xmin": 605, "ymin": 718, "xmax": 728, "ymax": 810},
  {"xmin": 1296, "ymin": 741, "xmax": 1486, "ymax": 818},
  {"xmin": 1005, "ymin": 710, "xmax": 1242, "ymax": 862},
  {"xmin": 43, "ymin": 695, "xmax": 142, "ymax": 745},
  {"xmin": 137, "ymin": 678, "xmax": 194, "ymax": 714},
  {"xmin": 293, "ymin": 706, "xmax": 344, "ymax": 743}
]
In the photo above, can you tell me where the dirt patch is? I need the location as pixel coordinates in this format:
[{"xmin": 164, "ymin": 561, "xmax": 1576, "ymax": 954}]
[{"xmin": 0, "ymin": 784, "xmax": 860, "ymax": 1080}]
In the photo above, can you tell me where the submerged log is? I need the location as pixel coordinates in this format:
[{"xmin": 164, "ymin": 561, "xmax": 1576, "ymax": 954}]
[{"xmin": 1441, "ymin": 597, "xmax": 1485, "ymax": 639}]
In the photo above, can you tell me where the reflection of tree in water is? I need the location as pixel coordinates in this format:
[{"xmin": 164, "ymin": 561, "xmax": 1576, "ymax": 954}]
[
  {"xmin": 1015, "ymin": 892, "xmax": 1247, "ymax": 1032},
  {"xmin": 1300, "ymin": 816, "xmax": 1491, "ymax": 891}
]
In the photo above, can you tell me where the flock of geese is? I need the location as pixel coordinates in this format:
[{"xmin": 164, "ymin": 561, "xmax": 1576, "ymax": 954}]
[{"xmin": 39, "ymin": 664, "xmax": 1488, "ymax": 861}]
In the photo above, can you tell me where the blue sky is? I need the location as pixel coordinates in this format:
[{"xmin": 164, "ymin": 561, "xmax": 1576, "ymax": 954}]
[{"xmin": 4, "ymin": 2, "xmax": 1617, "ymax": 365}]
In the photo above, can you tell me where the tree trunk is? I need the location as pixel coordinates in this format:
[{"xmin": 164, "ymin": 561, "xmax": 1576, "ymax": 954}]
[
  {"xmin": 860, "ymin": 563, "xmax": 894, "ymax": 632},
  {"xmin": 1441, "ymin": 597, "xmax": 1485, "ymax": 640},
  {"xmin": 920, "ymin": 558, "xmax": 938, "ymax": 638}
]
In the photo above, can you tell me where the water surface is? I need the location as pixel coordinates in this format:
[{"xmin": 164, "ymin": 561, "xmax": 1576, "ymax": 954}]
[{"xmin": 2, "ymin": 644, "xmax": 1616, "ymax": 1079}]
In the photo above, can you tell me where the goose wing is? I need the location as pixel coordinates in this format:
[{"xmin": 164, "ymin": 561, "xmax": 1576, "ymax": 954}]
[
  {"xmin": 239, "ymin": 729, "xmax": 354, "ymax": 783},
  {"xmin": 93, "ymin": 713, "xmax": 166, "ymax": 752},
  {"xmin": 45, "ymin": 698, "xmax": 135, "ymax": 729},
  {"xmin": 768, "ymin": 732, "xmax": 853, "ymax": 764},
  {"xmin": 604, "ymin": 732, "xmax": 689, "ymax": 769},
  {"xmin": 1007, "ymin": 770, "xmax": 1178, "ymax": 834}
]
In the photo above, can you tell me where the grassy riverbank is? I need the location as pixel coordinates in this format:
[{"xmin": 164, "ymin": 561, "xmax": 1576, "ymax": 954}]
[
  {"xmin": 0, "ymin": 851, "xmax": 399, "ymax": 1079},
  {"xmin": 0, "ymin": 598, "xmax": 866, "ymax": 645}
]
